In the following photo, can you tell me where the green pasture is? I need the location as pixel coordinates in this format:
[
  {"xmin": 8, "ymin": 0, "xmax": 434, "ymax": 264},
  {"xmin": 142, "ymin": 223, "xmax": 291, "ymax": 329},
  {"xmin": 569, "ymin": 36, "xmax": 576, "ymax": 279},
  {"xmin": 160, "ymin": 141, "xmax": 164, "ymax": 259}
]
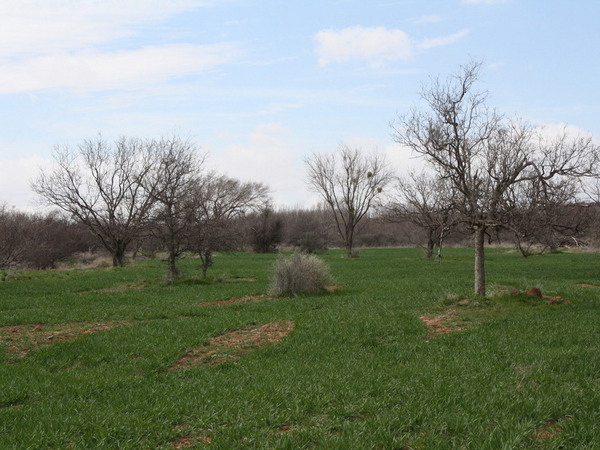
[{"xmin": 1, "ymin": 248, "xmax": 599, "ymax": 448}]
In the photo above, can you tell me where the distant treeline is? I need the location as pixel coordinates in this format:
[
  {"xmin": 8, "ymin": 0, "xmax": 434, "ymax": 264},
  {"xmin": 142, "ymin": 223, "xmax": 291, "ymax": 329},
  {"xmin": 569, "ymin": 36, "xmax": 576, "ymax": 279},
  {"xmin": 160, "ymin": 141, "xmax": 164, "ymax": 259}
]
[{"xmin": 2, "ymin": 201, "xmax": 598, "ymax": 270}]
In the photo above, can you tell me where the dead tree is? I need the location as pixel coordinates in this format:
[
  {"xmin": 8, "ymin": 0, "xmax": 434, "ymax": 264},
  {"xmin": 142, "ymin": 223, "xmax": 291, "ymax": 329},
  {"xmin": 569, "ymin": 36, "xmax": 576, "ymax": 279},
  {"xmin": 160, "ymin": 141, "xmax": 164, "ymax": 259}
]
[{"xmin": 306, "ymin": 144, "xmax": 392, "ymax": 257}]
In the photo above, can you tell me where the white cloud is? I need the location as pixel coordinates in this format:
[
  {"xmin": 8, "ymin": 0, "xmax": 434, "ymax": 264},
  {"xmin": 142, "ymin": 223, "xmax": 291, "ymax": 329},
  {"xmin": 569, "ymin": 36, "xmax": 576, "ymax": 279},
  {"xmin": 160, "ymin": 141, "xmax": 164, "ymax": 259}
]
[
  {"xmin": 0, "ymin": 43, "xmax": 242, "ymax": 94},
  {"xmin": 210, "ymin": 123, "xmax": 313, "ymax": 207},
  {"xmin": 0, "ymin": 0, "xmax": 240, "ymax": 93},
  {"xmin": 314, "ymin": 26, "xmax": 412, "ymax": 66},
  {"xmin": 0, "ymin": 0, "xmax": 215, "ymax": 60},
  {"xmin": 417, "ymin": 29, "xmax": 470, "ymax": 50},
  {"xmin": 314, "ymin": 26, "xmax": 469, "ymax": 67},
  {"xmin": 535, "ymin": 123, "xmax": 599, "ymax": 143},
  {"xmin": 0, "ymin": 154, "xmax": 50, "ymax": 210}
]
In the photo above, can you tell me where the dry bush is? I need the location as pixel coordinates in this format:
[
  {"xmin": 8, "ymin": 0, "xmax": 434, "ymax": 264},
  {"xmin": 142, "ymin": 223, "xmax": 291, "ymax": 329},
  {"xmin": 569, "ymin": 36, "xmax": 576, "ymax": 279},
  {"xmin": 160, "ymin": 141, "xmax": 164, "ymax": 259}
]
[{"xmin": 269, "ymin": 253, "xmax": 331, "ymax": 297}]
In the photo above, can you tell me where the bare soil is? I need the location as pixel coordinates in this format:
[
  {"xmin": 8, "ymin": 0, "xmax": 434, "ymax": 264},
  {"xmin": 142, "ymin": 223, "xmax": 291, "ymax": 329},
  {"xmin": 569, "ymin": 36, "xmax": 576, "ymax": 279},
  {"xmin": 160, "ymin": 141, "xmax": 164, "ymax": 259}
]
[
  {"xmin": 169, "ymin": 429, "xmax": 212, "ymax": 448},
  {"xmin": 419, "ymin": 310, "xmax": 465, "ymax": 340},
  {"xmin": 577, "ymin": 283, "xmax": 600, "ymax": 288},
  {"xmin": 529, "ymin": 416, "xmax": 572, "ymax": 442},
  {"xmin": 170, "ymin": 320, "xmax": 294, "ymax": 369},
  {"xmin": 222, "ymin": 278, "xmax": 257, "ymax": 283},
  {"xmin": 198, "ymin": 294, "xmax": 270, "ymax": 306},
  {"xmin": 0, "ymin": 321, "xmax": 128, "ymax": 359}
]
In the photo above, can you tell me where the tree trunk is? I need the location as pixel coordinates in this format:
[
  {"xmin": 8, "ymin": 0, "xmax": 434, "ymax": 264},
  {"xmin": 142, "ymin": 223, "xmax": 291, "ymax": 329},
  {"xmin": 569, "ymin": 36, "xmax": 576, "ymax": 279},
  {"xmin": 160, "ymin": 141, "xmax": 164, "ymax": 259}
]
[
  {"xmin": 166, "ymin": 252, "xmax": 180, "ymax": 282},
  {"xmin": 437, "ymin": 229, "xmax": 445, "ymax": 263},
  {"xmin": 200, "ymin": 250, "xmax": 212, "ymax": 278},
  {"xmin": 345, "ymin": 225, "xmax": 356, "ymax": 257},
  {"xmin": 425, "ymin": 233, "xmax": 435, "ymax": 258},
  {"xmin": 112, "ymin": 243, "xmax": 127, "ymax": 267},
  {"xmin": 346, "ymin": 244, "xmax": 354, "ymax": 258},
  {"xmin": 474, "ymin": 226, "xmax": 486, "ymax": 296}
]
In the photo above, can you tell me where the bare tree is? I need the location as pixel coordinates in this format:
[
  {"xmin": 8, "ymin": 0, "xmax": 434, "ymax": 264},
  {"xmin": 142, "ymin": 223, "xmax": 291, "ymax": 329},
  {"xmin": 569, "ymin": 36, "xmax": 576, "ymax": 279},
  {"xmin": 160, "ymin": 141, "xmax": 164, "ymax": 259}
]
[
  {"xmin": 187, "ymin": 173, "xmax": 270, "ymax": 277},
  {"xmin": 306, "ymin": 144, "xmax": 392, "ymax": 257},
  {"xmin": 0, "ymin": 205, "xmax": 94, "ymax": 269},
  {"xmin": 248, "ymin": 206, "xmax": 283, "ymax": 253},
  {"xmin": 279, "ymin": 204, "xmax": 335, "ymax": 253},
  {"xmin": 146, "ymin": 136, "xmax": 204, "ymax": 281},
  {"xmin": 503, "ymin": 175, "xmax": 589, "ymax": 256},
  {"xmin": 385, "ymin": 171, "xmax": 456, "ymax": 259},
  {"xmin": 392, "ymin": 61, "xmax": 599, "ymax": 295},
  {"xmin": 32, "ymin": 135, "xmax": 157, "ymax": 267},
  {"xmin": 0, "ymin": 204, "xmax": 33, "ymax": 268}
]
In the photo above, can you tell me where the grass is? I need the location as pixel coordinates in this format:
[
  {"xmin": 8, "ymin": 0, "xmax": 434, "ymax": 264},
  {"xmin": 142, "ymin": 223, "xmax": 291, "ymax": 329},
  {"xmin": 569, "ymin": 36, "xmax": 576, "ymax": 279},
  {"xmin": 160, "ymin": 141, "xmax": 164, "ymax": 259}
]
[{"xmin": 1, "ymin": 248, "xmax": 599, "ymax": 448}]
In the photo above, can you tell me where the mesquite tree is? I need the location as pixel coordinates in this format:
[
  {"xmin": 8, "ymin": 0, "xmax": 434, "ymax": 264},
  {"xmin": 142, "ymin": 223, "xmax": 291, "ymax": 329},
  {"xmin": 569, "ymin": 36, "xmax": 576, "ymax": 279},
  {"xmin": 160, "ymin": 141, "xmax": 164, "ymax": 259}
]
[
  {"xmin": 32, "ymin": 136, "xmax": 157, "ymax": 266},
  {"xmin": 146, "ymin": 136, "xmax": 204, "ymax": 281},
  {"xmin": 187, "ymin": 173, "xmax": 270, "ymax": 277},
  {"xmin": 306, "ymin": 145, "xmax": 392, "ymax": 257},
  {"xmin": 385, "ymin": 171, "xmax": 456, "ymax": 259},
  {"xmin": 392, "ymin": 61, "xmax": 599, "ymax": 295}
]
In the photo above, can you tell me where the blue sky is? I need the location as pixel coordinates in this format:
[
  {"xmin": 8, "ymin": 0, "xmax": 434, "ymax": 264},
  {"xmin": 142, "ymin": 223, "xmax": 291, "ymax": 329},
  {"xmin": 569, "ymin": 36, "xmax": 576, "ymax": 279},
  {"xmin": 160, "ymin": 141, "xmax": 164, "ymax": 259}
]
[{"xmin": 1, "ymin": 0, "xmax": 599, "ymax": 210}]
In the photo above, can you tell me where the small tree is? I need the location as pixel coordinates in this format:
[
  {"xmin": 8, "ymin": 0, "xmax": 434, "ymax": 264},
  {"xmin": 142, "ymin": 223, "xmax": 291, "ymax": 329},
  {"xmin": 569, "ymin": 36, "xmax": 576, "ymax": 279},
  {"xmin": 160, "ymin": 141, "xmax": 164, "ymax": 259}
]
[
  {"xmin": 306, "ymin": 144, "xmax": 392, "ymax": 257},
  {"xmin": 504, "ymin": 175, "xmax": 588, "ymax": 256},
  {"xmin": 32, "ymin": 135, "xmax": 157, "ymax": 267},
  {"xmin": 385, "ymin": 171, "xmax": 456, "ymax": 259},
  {"xmin": 187, "ymin": 173, "xmax": 270, "ymax": 277},
  {"xmin": 249, "ymin": 206, "xmax": 283, "ymax": 253}
]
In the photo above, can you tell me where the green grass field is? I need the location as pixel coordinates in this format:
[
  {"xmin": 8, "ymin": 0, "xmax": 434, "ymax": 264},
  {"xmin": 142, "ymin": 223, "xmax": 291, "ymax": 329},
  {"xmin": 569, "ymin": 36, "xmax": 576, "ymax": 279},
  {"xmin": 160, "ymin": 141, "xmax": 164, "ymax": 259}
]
[{"xmin": 1, "ymin": 248, "xmax": 599, "ymax": 448}]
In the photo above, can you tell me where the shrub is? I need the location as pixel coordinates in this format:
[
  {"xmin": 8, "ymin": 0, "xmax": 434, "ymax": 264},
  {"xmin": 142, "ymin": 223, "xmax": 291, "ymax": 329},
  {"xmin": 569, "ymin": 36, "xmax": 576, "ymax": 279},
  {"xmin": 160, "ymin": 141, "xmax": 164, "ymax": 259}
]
[{"xmin": 269, "ymin": 253, "xmax": 331, "ymax": 297}]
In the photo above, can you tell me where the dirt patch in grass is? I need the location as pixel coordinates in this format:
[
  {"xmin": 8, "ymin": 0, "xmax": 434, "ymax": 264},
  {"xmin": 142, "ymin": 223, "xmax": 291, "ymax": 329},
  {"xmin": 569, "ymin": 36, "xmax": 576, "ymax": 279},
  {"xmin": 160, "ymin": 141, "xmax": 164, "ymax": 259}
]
[
  {"xmin": 517, "ymin": 287, "xmax": 573, "ymax": 305},
  {"xmin": 277, "ymin": 423, "xmax": 301, "ymax": 433},
  {"xmin": 419, "ymin": 310, "xmax": 466, "ymax": 340},
  {"xmin": 0, "ymin": 321, "xmax": 129, "ymax": 359},
  {"xmin": 421, "ymin": 287, "xmax": 573, "ymax": 341},
  {"xmin": 169, "ymin": 428, "xmax": 212, "ymax": 448},
  {"xmin": 170, "ymin": 320, "xmax": 294, "ymax": 369},
  {"xmin": 222, "ymin": 277, "xmax": 257, "ymax": 283},
  {"xmin": 198, "ymin": 294, "xmax": 271, "ymax": 306},
  {"xmin": 325, "ymin": 285, "xmax": 342, "ymax": 292},
  {"xmin": 577, "ymin": 283, "xmax": 600, "ymax": 288},
  {"xmin": 529, "ymin": 416, "xmax": 572, "ymax": 443}
]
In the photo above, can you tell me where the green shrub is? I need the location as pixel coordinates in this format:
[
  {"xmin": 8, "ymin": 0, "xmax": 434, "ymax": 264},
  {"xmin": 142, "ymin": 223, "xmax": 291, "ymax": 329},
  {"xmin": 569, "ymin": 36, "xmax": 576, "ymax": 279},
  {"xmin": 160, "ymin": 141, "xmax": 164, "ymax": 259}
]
[{"xmin": 269, "ymin": 253, "xmax": 331, "ymax": 297}]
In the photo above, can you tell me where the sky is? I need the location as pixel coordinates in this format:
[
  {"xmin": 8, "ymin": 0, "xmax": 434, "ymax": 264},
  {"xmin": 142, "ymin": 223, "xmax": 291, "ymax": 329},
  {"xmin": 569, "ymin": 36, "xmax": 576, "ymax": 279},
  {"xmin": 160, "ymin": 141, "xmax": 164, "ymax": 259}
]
[{"xmin": 1, "ymin": 0, "xmax": 599, "ymax": 211}]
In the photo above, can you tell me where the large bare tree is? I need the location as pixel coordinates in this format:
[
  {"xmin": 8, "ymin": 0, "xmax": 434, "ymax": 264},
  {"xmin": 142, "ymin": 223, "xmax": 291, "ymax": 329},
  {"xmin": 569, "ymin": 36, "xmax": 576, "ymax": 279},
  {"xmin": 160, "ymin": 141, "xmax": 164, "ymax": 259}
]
[
  {"xmin": 392, "ymin": 61, "xmax": 599, "ymax": 295},
  {"xmin": 306, "ymin": 145, "xmax": 392, "ymax": 257},
  {"xmin": 32, "ymin": 135, "xmax": 157, "ymax": 266}
]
